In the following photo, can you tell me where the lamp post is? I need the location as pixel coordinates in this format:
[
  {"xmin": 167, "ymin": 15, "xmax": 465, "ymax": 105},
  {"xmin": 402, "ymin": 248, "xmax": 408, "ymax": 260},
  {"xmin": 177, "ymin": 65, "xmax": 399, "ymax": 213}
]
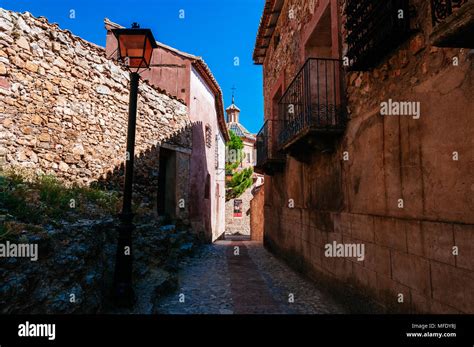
[{"xmin": 111, "ymin": 23, "xmax": 157, "ymax": 307}]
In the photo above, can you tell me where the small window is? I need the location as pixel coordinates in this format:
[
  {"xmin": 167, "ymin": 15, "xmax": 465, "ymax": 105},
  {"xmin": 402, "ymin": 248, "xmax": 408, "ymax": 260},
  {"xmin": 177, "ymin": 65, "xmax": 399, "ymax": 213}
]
[
  {"xmin": 273, "ymin": 33, "xmax": 281, "ymax": 49},
  {"xmin": 205, "ymin": 125, "xmax": 212, "ymax": 148}
]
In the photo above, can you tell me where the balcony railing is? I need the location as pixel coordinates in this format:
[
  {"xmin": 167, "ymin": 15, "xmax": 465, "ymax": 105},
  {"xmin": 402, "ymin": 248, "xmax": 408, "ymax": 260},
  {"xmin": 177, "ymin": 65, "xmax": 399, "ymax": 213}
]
[
  {"xmin": 255, "ymin": 120, "xmax": 285, "ymax": 175},
  {"xmin": 278, "ymin": 58, "xmax": 346, "ymax": 151},
  {"xmin": 430, "ymin": 0, "xmax": 473, "ymax": 48},
  {"xmin": 431, "ymin": 0, "xmax": 468, "ymax": 26}
]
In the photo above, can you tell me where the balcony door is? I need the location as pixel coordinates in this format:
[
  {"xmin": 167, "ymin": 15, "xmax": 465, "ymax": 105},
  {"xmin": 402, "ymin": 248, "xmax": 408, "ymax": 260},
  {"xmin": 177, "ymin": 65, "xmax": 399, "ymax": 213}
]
[
  {"xmin": 303, "ymin": 3, "xmax": 334, "ymax": 59},
  {"xmin": 302, "ymin": 1, "xmax": 342, "ymax": 127}
]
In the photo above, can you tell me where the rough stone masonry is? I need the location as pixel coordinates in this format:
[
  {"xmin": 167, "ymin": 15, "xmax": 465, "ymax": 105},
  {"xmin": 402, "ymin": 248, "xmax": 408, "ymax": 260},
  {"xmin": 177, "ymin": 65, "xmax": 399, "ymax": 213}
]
[
  {"xmin": 0, "ymin": 9, "xmax": 192, "ymax": 208},
  {"xmin": 256, "ymin": 0, "xmax": 473, "ymax": 314}
]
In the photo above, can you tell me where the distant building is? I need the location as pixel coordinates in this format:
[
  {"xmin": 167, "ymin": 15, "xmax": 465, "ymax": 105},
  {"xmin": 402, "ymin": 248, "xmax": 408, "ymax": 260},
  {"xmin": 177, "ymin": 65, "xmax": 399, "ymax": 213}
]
[
  {"xmin": 224, "ymin": 98, "xmax": 263, "ymax": 238},
  {"xmin": 225, "ymin": 97, "xmax": 256, "ymax": 169},
  {"xmin": 105, "ymin": 19, "xmax": 229, "ymax": 242}
]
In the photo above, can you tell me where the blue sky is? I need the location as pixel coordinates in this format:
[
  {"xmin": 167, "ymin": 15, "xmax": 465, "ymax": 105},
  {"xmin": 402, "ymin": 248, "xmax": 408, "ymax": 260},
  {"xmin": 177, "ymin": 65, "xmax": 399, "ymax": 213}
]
[{"xmin": 1, "ymin": 0, "xmax": 265, "ymax": 133}]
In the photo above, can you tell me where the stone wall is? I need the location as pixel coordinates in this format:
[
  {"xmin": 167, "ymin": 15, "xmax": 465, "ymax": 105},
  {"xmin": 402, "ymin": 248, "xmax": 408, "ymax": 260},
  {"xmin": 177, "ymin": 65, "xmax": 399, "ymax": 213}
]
[
  {"xmin": 259, "ymin": 0, "xmax": 473, "ymax": 313},
  {"xmin": 0, "ymin": 9, "xmax": 192, "ymax": 213},
  {"xmin": 225, "ymin": 185, "xmax": 255, "ymax": 236}
]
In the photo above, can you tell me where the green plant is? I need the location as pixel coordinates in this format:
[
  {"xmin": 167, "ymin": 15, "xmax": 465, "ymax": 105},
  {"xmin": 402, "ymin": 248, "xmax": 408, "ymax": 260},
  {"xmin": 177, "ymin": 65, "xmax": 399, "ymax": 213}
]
[
  {"xmin": 0, "ymin": 222, "xmax": 7, "ymax": 241},
  {"xmin": 226, "ymin": 167, "xmax": 253, "ymax": 200},
  {"xmin": 0, "ymin": 221, "xmax": 45, "ymax": 242},
  {"xmin": 226, "ymin": 130, "xmax": 244, "ymax": 166},
  {"xmin": 4, "ymin": 168, "xmax": 25, "ymax": 186},
  {"xmin": 0, "ymin": 169, "xmax": 120, "ymax": 225},
  {"xmin": 81, "ymin": 187, "xmax": 119, "ymax": 212},
  {"xmin": 225, "ymin": 130, "xmax": 254, "ymax": 200},
  {"xmin": 36, "ymin": 174, "xmax": 72, "ymax": 217},
  {"xmin": 0, "ymin": 174, "xmax": 43, "ymax": 224}
]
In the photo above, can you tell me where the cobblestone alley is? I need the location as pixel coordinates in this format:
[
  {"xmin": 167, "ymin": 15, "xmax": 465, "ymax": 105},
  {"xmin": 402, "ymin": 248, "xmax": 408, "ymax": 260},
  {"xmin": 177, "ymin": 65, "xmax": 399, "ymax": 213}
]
[{"xmin": 154, "ymin": 241, "xmax": 347, "ymax": 314}]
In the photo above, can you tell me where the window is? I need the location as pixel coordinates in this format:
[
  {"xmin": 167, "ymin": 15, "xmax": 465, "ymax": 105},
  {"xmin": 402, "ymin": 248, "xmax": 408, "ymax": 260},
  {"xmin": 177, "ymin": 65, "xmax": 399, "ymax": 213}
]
[
  {"xmin": 345, "ymin": 0, "xmax": 410, "ymax": 70},
  {"xmin": 205, "ymin": 125, "xmax": 212, "ymax": 148}
]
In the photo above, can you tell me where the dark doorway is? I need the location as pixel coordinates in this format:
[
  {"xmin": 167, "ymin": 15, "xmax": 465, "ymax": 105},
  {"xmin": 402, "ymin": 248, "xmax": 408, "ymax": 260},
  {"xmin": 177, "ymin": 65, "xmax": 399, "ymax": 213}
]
[{"xmin": 157, "ymin": 147, "xmax": 177, "ymax": 218}]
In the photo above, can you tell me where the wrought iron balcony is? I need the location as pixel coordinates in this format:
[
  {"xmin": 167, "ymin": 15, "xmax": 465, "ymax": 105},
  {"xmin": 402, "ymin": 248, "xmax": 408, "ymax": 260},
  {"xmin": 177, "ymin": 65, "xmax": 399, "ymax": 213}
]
[
  {"xmin": 277, "ymin": 58, "xmax": 346, "ymax": 156},
  {"xmin": 255, "ymin": 120, "xmax": 285, "ymax": 175},
  {"xmin": 345, "ymin": 0, "xmax": 411, "ymax": 70},
  {"xmin": 430, "ymin": 0, "xmax": 474, "ymax": 47}
]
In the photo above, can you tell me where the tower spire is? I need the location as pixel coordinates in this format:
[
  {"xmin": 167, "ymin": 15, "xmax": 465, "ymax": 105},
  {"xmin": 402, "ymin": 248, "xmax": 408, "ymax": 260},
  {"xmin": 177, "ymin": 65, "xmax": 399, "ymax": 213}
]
[{"xmin": 231, "ymin": 85, "xmax": 236, "ymax": 105}]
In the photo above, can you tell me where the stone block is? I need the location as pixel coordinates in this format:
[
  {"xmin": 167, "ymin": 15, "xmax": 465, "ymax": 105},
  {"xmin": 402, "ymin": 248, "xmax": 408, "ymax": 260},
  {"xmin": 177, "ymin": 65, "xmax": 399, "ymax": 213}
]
[
  {"xmin": 16, "ymin": 36, "xmax": 30, "ymax": 50},
  {"xmin": 352, "ymin": 263, "xmax": 377, "ymax": 293},
  {"xmin": 310, "ymin": 227, "xmax": 325, "ymax": 246},
  {"xmin": 453, "ymin": 224, "xmax": 474, "ymax": 271},
  {"xmin": 0, "ymin": 76, "xmax": 10, "ymax": 89},
  {"xmin": 310, "ymin": 243, "xmax": 322, "ymax": 266},
  {"xmin": 406, "ymin": 220, "xmax": 423, "ymax": 256},
  {"xmin": 326, "ymin": 231, "xmax": 342, "ymax": 245},
  {"xmin": 351, "ymin": 213, "xmax": 374, "ymax": 242},
  {"xmin": 391, "ymin": 251, "xmax": 431, "ymax": 296},
  {"xmin": 301, "ymin": 240, "xmax": 311, "ymax": 263},
  {"xmin": 363, "ymin": 242, "xmax": 391, "ymax": 275},
  {"xmin": 38, "ymin": 133, "xmax": 50, "ymax": 142},
  {"xmin": 421, "ymin": 221, "xmax": 455, "ymax": 265},
  {"xmin": 25, "ymin": 61, "xmax": 38, "ymax": 73},
  {"xmin": 375, "ymin": 273, "xmax": 411, "ymax": 312},
  {"xmin": 429, "ymin": 300, "xmax": 461, "ymax": 314},
  {"xmin": 324, "ymin": 256, "xmax": 352, "ymax": 280},
  {"xmin": 374, "ymin": 216, "xmax": 407, "ymax": 252},
  {"xmin": 410, "ymin": 289, "xmax": 431, "ymax": 313},
  {"xmin": 431, "ymin": 261, "xmax": 474, "ymax": 313},
  {"xmin": 333, "ymin": 212, "xmax": 351, "ymax": 236},
  {"xmin": 409, "ymin": 33, "xmax": 425, "ymax": 55}
]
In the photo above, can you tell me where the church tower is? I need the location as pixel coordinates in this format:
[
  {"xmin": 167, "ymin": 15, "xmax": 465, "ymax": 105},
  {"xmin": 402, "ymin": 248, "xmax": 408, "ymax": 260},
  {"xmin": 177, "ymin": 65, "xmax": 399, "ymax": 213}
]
[
  {"xmin": 224, "ymin": 92, "xmax": 256, "ymax": 169},
  {"xmin": 226, "ymin": 95, "xmax": 241, "ymax": 123}
]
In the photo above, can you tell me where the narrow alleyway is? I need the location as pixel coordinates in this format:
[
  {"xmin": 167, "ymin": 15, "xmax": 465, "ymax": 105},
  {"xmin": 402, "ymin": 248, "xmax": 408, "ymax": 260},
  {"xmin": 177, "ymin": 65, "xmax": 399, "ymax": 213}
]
[{"xmin": 154, "ymin": 241, "xmax": 347, "ymax": 314}]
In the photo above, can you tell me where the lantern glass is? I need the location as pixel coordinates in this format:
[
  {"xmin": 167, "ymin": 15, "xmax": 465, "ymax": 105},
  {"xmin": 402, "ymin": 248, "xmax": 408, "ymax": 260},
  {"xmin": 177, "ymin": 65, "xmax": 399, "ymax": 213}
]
[
  {"xmin": 143, "ymin": 38, "xmax": 154, "ymax": 67},
  {"xmin": 112, "ymin": 27, "xmax": 157, "ymax": 69}
]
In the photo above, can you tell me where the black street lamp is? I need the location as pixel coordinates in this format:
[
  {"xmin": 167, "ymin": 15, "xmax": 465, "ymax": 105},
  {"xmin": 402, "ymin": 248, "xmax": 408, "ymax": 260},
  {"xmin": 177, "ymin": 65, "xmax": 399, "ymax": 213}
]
[{"xmin": 111, "ymin": 23, "xmax": 157, "ymax": 307}]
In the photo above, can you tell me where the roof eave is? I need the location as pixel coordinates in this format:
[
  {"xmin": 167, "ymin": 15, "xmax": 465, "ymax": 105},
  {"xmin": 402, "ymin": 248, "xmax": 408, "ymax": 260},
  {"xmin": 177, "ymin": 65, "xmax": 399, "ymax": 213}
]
[
  {"xmin": 252, "ymin": 0, "xmax": 284, "ymax": 65},
  {"xmin": 192, "ymin": 60, "xmax": 230, "ymax": 142}
]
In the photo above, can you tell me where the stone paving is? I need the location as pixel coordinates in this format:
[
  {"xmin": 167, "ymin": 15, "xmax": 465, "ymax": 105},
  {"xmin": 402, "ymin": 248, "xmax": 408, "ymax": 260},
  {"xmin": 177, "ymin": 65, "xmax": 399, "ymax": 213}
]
[{"xmin": 154, "ymin": 241, "xmax": 347, "ymax": 314}]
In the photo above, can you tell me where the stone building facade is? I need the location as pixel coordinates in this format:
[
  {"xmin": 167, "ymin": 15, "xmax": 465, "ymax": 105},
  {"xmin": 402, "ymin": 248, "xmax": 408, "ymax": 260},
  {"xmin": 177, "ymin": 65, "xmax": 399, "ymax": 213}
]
[
  {"xmin": 0, "ymin": 9, "xmax": 192, "ymax": 220},
  {"xmin": 104, "ymin": 19, "xmax": 228, "ymax": 242},
  {"xmin": 225, "ymin": 185, "xmax": 253, "ymax": 237},
  {"xmin": 254, "ymin": 0, "xmax": 473, "ymax": 313}
]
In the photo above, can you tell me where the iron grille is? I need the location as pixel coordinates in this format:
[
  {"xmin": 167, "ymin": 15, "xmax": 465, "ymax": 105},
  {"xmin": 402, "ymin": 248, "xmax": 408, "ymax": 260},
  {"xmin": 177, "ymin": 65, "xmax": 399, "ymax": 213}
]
[
  {"xmin": 256, "ymin": 119, "xmax": 285, "ymax": 168},
  {"xmin": 345, "ymin": 0, "xmax": 410, "ymax": 70},
  {"xmin": 431, "ymin": 0, "xmax": 468, "ymax": 26}
]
